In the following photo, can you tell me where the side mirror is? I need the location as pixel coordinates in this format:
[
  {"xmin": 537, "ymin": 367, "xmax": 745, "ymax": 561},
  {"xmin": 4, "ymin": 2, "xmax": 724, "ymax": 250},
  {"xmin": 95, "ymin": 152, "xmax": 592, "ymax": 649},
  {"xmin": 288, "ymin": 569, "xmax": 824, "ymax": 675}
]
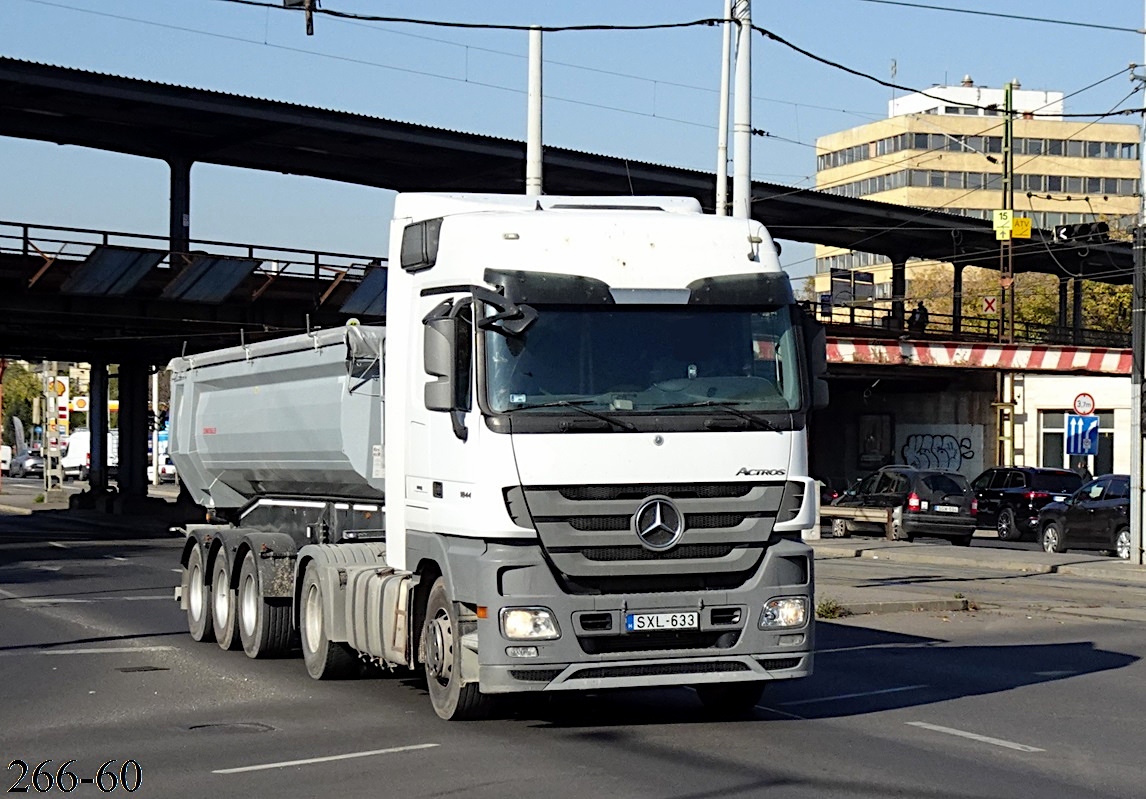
[
  {"xmin": 797, "ymin": 306, "xmax": 829, "ymax": 410},
  {"xmin": 424, "ymin": 314, "xmax": 472, "ymax": 414}
]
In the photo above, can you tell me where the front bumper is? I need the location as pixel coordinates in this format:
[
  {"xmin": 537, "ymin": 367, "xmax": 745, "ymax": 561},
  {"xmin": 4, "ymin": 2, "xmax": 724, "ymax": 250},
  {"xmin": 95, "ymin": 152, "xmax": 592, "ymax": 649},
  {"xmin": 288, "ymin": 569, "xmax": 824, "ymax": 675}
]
[{"xmin": 466, "ymin": 537, "xmax": 814, "ymax": 694}]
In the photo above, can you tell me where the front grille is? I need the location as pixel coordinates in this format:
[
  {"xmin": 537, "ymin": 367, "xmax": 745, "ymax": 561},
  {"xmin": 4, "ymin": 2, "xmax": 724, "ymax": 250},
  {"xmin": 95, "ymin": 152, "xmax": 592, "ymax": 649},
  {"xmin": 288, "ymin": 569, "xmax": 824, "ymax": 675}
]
[
  {"xmin": 557, "ymin": 483, "xmax": 754, "ymax": 501},
  {"xmin": 509, "ymin": 668, "xmax": 565, "ymax": 682},
  {"xmin": 564, "ymin": 571, "xmax": 756, "ymax": 595},
  {"xmin": 565, "ymin": 513, "xmax": 750, "ymax": 532},
  {"xmin": 569, "ymin": 661, "xmax": 749, "ymax": 680},
  {"xmin": 756, "ymin": 657, "xmax": 802, "ymax": 670},
  {"xmin": 580, "ymin": 544, "xmax": 735, "ymax": 562},
  {"xmin": 578, "ymin": 630, "xmax": 739, "ymax": 655}
]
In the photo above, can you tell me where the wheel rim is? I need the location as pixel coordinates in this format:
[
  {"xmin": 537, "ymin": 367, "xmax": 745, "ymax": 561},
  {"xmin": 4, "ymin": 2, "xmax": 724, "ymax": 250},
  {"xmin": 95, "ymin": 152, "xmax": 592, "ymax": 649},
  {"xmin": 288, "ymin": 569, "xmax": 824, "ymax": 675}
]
[
  {"xmin": 189, "ymin": 559, "xmax": 204, "ymax": 621},
  {"xmin": 240, "ymin": 570, "xmax": 257, "ymax": 637},
  {"xmin": 1117, "ymin": 530, "xmax": 1131, "ymax": 560},
  {"xmin": 426, "ymin": 610, "xmax": 453, "ymax": 685},
  {"xmin": 997, "ymin": 512, "xmax": 1011, "ymax": 537},
  {"xmin": 213, "ymin": 564, "xmax": 230, "ymax": 623},
  {"xmin": 304, "ymin": 583, "xmax": 322, "ymax": 654},
  {"xmin": 1043, "ymin": 527, "xmax": 1059, "ymax": 552}
]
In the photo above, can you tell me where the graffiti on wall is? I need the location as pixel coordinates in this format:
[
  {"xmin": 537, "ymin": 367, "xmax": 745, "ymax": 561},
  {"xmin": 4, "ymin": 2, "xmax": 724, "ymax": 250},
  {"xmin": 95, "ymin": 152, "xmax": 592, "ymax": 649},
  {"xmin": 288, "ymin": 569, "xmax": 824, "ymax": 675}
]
[
  {"xmin": 895, "ymin": 424, "xmax": 984, "ymax": 476},
  {"xmin": 901, "ymin": 434, "xmax": 975, "ymax": 471}
]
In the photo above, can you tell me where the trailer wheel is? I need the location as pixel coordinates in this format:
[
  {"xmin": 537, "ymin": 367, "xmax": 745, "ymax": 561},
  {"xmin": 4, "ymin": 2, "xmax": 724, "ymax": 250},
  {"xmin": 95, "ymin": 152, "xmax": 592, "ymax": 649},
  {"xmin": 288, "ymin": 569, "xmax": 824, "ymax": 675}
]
[
  {"xmin": 422, "ymin": 577, "xmax": 491, "ymax": 721},
  {"xmin": 237, "ymin": 552, "xmax": 292, "ymax": 659},
  {"xmin": 694, "ymin": 681, "xmax": 765, "ymax": 718},
  {"xmin": 212, "ymin": 555, "xmax": 241, "ymax": 651},
  {"xmin": 185, "ymin": 544, "xmax": 215, "ymax": 643},
  {"xmin": 300, "ymin": 563, "xmax": 358, "ymax": 679}
]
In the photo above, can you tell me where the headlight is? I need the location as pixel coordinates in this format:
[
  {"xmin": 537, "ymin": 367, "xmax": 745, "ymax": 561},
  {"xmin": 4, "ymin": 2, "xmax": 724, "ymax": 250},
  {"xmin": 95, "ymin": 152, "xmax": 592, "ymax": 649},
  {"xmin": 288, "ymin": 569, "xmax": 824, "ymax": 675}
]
[
  {"xmin": 759, "ymin": 597, "xmax": 807, "ymax": 629},
  {"xmin": 500, "ymin": 607, "xmax": 560, "ymax": 640}
]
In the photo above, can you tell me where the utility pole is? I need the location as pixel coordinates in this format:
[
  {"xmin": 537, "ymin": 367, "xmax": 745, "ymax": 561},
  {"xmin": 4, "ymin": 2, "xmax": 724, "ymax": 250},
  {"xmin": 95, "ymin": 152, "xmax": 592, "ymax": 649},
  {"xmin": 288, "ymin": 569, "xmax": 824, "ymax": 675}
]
[
  {"xmin": 525, "ymin": 26, "xmax": 543, "ymax": 197},
  {"xmin": 731, "ymin": 0, "xmax": 752, "ymax": 219},
  {"xmin": 0, "ymin": 358, "xmax": 6, "ymax": 494},
  {"xmin": 715, "ymin": 0, "xmax": 732, "ymax": 216},
  {"xmin": 994, "ymin": 82, "xmax": 1016, "ymax": 466},
  {"xmin": 1131, "ymin": 2, "xmax": 1146, "ymax": 566}
]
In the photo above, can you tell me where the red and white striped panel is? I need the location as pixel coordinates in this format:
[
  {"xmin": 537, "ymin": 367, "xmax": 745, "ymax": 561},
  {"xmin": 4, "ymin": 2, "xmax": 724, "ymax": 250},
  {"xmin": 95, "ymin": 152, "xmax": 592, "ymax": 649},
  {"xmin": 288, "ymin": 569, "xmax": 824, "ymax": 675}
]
[{"xmin": 827, "ymin": 338, "xmax": 1132, "ymax": 375}]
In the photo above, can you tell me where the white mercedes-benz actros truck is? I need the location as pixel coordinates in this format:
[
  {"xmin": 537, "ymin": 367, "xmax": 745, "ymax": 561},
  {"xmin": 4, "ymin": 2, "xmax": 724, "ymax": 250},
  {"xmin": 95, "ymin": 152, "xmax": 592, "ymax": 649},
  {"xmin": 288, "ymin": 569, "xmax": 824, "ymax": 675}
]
[{"xmin": 172, "ymin": 193, "xmax": 828, "ymax": 719}]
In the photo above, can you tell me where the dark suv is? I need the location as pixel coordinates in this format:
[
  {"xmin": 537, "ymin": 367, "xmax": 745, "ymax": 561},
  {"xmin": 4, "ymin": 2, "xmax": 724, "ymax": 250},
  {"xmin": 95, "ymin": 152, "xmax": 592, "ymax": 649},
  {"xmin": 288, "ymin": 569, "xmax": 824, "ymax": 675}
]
[
  {"xmin": 1038, "ymin": 474, "xmax": 1131, "ymax": 558},
  {"xmin": 832, "ymin": 466, "xmax": 977, "ymax": 546},
  {"xmin": 970, "ymin": 467, "xmax": 1083, "ymax": 541}
]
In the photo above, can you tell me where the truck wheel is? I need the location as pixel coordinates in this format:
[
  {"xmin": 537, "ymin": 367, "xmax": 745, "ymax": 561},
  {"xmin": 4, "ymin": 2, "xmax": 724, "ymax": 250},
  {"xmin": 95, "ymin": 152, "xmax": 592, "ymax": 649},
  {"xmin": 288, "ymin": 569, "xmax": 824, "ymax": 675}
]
[
  {"xmin": 212, "ymin": 555, "xmax": 241, "ymax": 650},
  {"xmin": 185, "ymin": 545, "xmax": 215, "ymax": 643},
  {"xmin": 238, "ymin": 552, "xmax": 292, "ymax": 659},
  {"xmin": 996, "ymin": 509, "xmax": 1020, "ymax": 541},
  {"xmin": 300, "ymin": 564, "xmax": 358, "ymax": 679},
  {"xmin": 695, "ymin": 682, "xmax": 765, "ymax": 718},
  {"xmin": 831, "ymin": 518, "xmax": 848, "ymax": 537},
  {"xmin": 422, "ymin": 577, "xmax": 491, "ymax": 721},
  {"xmin": 1041, "ymin": 522, "xmax": 1066, "ymax": 554}
]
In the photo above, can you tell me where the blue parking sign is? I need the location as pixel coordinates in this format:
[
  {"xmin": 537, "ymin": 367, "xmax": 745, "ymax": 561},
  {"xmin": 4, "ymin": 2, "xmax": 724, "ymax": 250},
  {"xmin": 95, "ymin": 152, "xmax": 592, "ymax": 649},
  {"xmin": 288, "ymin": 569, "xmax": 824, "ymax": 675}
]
[{"xmin": 1066, "ymin": 414, "xmax": 1100, "ymax": 456}]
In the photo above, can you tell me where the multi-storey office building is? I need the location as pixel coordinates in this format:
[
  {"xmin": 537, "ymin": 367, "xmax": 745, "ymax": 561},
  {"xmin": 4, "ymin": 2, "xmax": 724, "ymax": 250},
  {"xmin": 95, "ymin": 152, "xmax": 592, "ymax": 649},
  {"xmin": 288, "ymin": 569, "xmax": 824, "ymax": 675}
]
[{"xmin": 811, "ymin": 77, "xmax": 1138, "ymax": 307}]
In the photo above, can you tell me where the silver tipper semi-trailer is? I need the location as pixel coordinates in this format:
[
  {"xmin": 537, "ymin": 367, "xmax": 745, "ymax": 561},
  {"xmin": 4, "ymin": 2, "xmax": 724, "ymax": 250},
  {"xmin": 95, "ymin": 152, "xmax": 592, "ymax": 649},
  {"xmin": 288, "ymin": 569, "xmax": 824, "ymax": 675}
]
[{"xmin": 173, "ymin": 193, "xmax": 828, "ymax": 719}]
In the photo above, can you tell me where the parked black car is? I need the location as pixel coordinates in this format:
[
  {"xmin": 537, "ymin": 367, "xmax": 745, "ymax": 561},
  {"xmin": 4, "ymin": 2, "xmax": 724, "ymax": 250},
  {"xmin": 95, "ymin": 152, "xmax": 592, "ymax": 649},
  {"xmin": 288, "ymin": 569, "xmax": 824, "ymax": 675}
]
[
  {"xmin": 970, "ymin": 467, "xmax": 1083, "ymax": 542},
  {"xmin": 1037, "ymin": 474, "xmax": 1131, "ymax": 558},
  {"xmin": 832, "ymin": 465, "xmax": 977, "ymax": 546}
]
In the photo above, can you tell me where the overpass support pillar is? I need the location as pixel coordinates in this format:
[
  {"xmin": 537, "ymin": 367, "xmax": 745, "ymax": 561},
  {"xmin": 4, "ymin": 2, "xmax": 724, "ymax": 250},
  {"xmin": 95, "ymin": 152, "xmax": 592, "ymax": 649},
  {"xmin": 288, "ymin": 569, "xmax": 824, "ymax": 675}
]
[
  {"xmin": 891, "ymin": 255, "xmax": 907, "ymax": 331},
  {"xmin": 116, "ymin": 361, "xmax": 149, "ymax": 502},
  {"xmin": 168, "ymin": 156, "xmax": 191, "ymax": 261},
  {"xmin": 89, "ymin": 361, "xmax": 109, "ymax": 493},
  {"xmin": 1072, "ymin": 277, "xmax": 1084, "ymax": 345},
  {"xmin": 952, "ymin": 263, "xmax": 964, "ymax": 336}
]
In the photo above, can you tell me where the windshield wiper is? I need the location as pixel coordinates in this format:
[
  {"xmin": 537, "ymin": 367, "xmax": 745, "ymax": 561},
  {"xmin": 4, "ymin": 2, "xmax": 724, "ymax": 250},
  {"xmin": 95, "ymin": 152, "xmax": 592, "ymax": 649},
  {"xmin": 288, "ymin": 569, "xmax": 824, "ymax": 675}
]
[
  {"xmin": 503, "ymin": 400, "xmax": 637, "ymax": 431},
  {"xmin": 654, "ymin": 400, "xmax": 779, "ymax": 431}
]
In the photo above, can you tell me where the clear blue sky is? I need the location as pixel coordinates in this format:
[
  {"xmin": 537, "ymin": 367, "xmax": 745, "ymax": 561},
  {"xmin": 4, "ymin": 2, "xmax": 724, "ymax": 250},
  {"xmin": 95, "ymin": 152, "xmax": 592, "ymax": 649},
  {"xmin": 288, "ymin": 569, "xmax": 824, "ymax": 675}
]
[{"xmin": 3, "ymin": 0, "xmax": 1144, "ymax": 280}]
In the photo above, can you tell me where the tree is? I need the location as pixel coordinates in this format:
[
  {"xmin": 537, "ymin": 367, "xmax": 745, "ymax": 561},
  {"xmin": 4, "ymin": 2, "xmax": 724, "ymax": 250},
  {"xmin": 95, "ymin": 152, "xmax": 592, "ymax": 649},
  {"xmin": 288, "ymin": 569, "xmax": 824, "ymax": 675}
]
[{"xmin": 2, "ymin": 362, "xmax": 44, "ymax": 451}]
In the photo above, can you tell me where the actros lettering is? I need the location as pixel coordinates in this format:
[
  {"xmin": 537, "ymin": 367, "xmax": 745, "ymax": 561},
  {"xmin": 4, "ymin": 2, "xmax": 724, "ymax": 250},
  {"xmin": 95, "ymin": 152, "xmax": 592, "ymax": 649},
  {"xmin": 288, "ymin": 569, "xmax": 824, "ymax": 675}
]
[{"xmin": 736, "ymin": 467, "xmax": 787, "ymax": 476}]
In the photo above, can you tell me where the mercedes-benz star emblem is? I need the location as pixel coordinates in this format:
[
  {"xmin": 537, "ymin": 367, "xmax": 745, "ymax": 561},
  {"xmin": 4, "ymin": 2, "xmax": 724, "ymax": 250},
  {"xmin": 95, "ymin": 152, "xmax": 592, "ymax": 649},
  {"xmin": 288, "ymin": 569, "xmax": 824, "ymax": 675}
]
[{"xmin": 632, "ymin": 496, "xmax": 685, "ymax": 551}]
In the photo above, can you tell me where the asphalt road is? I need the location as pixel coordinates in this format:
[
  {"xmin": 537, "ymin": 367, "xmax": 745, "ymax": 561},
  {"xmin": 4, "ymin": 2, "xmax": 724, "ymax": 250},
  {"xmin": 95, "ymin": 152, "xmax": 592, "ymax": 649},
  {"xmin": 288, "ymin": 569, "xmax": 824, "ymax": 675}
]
[{"xmin": 2, "ymin": 515, "xmax": 1143, "ymax": 799}]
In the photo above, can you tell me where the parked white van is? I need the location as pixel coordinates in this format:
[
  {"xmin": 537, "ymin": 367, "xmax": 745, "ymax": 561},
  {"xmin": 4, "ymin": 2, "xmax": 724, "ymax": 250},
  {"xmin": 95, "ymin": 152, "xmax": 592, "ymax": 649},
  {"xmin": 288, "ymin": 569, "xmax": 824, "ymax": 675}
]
[
  {"xmin": 61, "ymin": 429, "xmax": 119, "ymax": 480},
  {"xmin": 0, "ymin": 444, "xmax": 11, "ymax": 475}
]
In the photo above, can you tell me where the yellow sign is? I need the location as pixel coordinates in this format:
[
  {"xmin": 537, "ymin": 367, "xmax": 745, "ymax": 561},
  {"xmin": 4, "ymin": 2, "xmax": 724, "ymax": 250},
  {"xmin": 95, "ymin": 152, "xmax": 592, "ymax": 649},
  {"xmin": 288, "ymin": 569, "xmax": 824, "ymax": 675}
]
[
  {"xmin": 992, "ymin": 209, "xmax": 1013, "ymax": 231},
  {"xmin": 1011, "ymin": 217, "xmax": 1032, "ymax": 238},
  {"xmin": 996, "ymin": 228, "xmax": 1011, "ymax": 241}
]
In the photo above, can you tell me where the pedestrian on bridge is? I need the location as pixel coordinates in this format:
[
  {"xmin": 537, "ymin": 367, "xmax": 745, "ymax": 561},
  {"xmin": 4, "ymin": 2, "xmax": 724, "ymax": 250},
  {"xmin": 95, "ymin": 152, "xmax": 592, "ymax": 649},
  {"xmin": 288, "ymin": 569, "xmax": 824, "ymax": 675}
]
[{"xmin": 907, "ymin": 301, "xmax": 929, "ymax": 336}]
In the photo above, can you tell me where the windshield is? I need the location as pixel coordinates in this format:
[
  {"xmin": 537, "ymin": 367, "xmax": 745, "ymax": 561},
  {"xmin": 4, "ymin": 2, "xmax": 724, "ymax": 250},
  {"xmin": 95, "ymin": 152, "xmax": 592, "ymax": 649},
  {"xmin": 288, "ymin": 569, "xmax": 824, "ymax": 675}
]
[{"xmin": 484, "ymin": 305, "xmax": 802, "ymax": 414}]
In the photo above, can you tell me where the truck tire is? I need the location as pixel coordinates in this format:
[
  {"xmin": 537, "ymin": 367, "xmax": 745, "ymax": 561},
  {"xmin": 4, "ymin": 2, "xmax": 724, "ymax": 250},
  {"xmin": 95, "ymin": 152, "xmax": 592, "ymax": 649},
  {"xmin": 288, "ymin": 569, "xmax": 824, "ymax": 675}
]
[
  {"xmin": 238, "ymin": 552, "xmax": 293, "ymax": 659},
  {"xmin": 300, "ymin": 563, "xmax": 358, "ymax": 679},
  {"xmin": 695, "ymin": 682, "xmax": 765, "ymax": 718},
  {"xmin": 185, "ymin": 545, "xmax": 215, "ymax": 643},
  {"xmin": 996, "ymin": 508, "xmax": 1020, "ymax": 541},
  {"xmin": 422, "ymin": 577, "xmax": 492, "ymax": 721},
  {"xmin": 212, "ymin": 556, "xmax": 241, "ymax": 651}
]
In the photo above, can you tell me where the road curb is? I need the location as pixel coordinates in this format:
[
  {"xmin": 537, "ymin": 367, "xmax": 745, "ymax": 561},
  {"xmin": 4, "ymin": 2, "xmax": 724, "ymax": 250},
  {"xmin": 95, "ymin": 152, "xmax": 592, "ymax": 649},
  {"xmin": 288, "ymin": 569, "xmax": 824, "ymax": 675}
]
[
  {"xmin": 843, "ymin": 597, "xmax": 970, "ymax": 616},
  {"xmin": 0, "ymin": 504, "xmax": 33, "ymax": 516},
  {"xmin": 855, "ymin": 548, "xmax": 1056, "ymax": 574}
]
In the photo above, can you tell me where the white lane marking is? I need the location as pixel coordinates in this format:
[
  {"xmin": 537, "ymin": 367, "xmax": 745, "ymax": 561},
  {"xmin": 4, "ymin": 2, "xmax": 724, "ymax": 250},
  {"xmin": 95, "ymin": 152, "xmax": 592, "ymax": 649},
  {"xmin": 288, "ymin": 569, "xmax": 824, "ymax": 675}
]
[
  {"xmin": 756, "ymin": 705, "xmax": 806, "ymax": 720},
  {"xmin": 106, "ymin": 556, "xmax": 128, "ymax": 562},
  {"xmin": 171, "ymin": 569, "xmax": 183, "ymax": 573},
  {"xmin": 19, "ymin": 596, "xmax": 171, "ymax": 604},
  {"xmin": 49, "ymin": 541, "xmax": 69, "ymax": 549},
  {"xmin": 780, "ymin": 684, "xmax": 929, "ymax": 706},
  {"xmin": 906, "ymin": 722, "xmax": 1045, "ymax": 752},
  {"xmin": 212, "ymin": 743, "xmax": 441, "ymax": 775},
  {"xmin": 0, "ymin": 646, "xmax": 177, "ymax": 658}
]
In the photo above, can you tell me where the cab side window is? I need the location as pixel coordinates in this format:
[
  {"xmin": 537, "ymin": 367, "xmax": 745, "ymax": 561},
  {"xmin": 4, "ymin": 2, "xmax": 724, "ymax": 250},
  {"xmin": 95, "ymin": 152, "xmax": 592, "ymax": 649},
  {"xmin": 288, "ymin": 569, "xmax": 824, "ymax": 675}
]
[
  {"xmin": 1004, "ymin": 471, "xmax": 1026, "ymax": 489},
  {"xmin": 1106, "ymin": 477, "xmax": 1129, "ymax": 500},
  {"xmin": 989, "ymin": 470, "xmax": 1012, "ymax": 489}
]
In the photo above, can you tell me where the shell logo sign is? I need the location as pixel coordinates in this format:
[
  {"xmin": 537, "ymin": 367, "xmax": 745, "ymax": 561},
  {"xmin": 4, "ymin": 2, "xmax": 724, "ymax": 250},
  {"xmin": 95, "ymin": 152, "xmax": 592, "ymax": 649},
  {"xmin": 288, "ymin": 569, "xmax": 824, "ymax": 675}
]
[{"xmin": 71, "ymin": 397, "xmax": 89, "ymax": 412}]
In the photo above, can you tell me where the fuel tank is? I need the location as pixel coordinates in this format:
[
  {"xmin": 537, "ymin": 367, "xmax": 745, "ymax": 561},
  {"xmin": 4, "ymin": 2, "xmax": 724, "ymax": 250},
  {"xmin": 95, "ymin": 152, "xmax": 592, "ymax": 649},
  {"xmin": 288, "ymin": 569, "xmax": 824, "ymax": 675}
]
[{"xmin": 167, "ymin": 325, "xmax": 384, "ymax": 510}]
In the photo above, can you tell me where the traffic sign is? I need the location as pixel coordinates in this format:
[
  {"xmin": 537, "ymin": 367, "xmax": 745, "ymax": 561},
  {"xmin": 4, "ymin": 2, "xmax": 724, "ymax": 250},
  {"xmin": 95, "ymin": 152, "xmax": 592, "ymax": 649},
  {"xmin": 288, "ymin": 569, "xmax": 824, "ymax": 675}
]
[
  {"xmin": 1066, "ymin": 414, "xmax": 1100, "ymax": 456},
  {"xmin": 1011, "ymin": 217, "xmax": 1031, "ymax": 238},
  {"xmin": 981, "ymin": 296, "xmax": 997, "ymax": 314},
  {"xmin": 1073, "ymin": 393, "xmax": 1096, "ymax": 415}
]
